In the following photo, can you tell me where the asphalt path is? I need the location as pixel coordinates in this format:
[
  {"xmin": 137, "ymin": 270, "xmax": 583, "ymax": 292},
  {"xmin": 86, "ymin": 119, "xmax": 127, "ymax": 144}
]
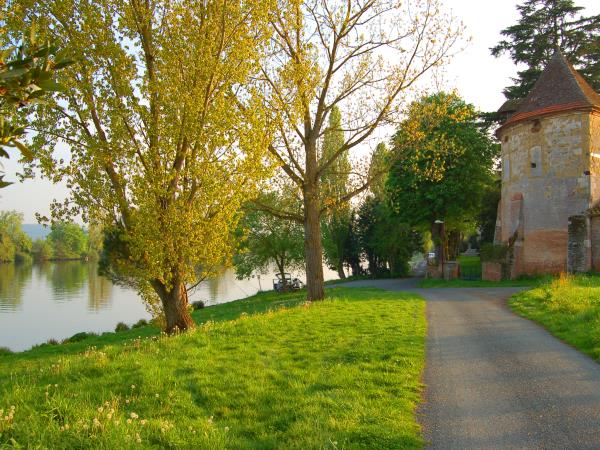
[{"xmin": 338, "ymin": 278, "xmax": 600, "ymax": 449}]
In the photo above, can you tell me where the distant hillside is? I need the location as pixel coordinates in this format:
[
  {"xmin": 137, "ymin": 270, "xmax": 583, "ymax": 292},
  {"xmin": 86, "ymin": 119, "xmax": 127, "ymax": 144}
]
[{"xmin": 22, "ymin": 224, "xmax": 51, "ymax": 241}]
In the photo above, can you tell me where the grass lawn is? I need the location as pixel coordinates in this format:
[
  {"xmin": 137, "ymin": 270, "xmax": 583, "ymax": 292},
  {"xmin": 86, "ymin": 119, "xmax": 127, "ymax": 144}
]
[
  {"xmin": 0, "ymin": 287, "xmax": 426, "ymax": 449},
  {"xmin": 509, "ymin": 273, "xmax": 600, "ymax": 361}
]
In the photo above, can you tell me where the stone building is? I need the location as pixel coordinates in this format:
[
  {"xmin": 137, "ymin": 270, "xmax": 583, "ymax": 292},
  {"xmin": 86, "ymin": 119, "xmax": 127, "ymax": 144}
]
[{"xmin": 495, "ymin": 51, "xmax": 600, "ymax": 276}]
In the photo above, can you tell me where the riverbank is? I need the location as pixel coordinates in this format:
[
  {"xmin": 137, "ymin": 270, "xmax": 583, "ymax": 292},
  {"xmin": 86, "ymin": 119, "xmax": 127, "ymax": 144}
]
[{"xmin": 0, "ymin": 287, "xmax": 426, "ymax": 448}]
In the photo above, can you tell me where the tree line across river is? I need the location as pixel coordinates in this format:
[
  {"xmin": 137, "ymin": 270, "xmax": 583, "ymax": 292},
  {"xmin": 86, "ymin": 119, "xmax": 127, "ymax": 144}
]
[{"xmin": 0, "ymin": 212, "xmax": 101, "ymax": 263}]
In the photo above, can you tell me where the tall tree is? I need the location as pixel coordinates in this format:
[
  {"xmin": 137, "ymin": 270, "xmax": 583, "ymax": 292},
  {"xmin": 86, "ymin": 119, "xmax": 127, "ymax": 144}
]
[
  {"xmin": 234, "ymin": 201, "xmax": 305, "ymax": 283},
  {"xmin": 491, "ymin": 0, "xmax": 600, "ymax": 99},
  {"xmin": 387, "ymin": 92, "xmax": 497, "ymax": 263},
  {"xmin": 254, "ymin": 0, "xmax": 461, "ymax": 300},
  {"xmin": 7, "ymin": 0, "xmax": 273, "ymax": 332},
  {"xmin": 321, "ymin": 106, "xmax": 351, "ymax": 279}
]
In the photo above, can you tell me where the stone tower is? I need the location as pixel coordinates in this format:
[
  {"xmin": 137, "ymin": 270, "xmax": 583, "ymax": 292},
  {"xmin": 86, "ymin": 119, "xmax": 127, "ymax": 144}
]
[{"xmin": 496, "ymin": 51, "xmax": 600, "ymax": 276}]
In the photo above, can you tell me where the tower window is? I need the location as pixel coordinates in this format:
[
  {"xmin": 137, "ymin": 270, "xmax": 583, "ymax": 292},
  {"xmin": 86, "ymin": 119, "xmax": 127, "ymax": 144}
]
[{"xmin": 531, "ymin": 119, "xmax": 541, "ymax": 132}]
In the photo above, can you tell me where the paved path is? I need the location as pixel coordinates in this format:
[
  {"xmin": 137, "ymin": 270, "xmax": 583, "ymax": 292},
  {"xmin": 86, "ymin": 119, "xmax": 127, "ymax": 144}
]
[{"xmin": 337, "ymin": 278, "xmax": 600, "ymax": 449}]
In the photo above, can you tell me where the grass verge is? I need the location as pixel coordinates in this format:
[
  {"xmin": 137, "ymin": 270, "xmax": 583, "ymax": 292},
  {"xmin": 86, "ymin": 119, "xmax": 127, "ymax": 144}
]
[
  {"xmin": 0, "ymin": 287, "xmax": 426, "ymax": 449},
  {"xmin": 509, "ymin": 273, "xmax": 600, "ymax": 361}
]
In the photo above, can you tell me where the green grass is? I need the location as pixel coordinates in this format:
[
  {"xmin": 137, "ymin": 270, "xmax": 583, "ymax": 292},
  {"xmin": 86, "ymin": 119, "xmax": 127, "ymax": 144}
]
[
  {"xmin": 4, "ymin": 290, "xmax": 311, "ymax": 361},
  {"xmin": 509, "ymin": 273, "xmax": 600, "ymax": 361},
  {"xmin": 0, "ymin": 287, "xmax": 426, "ymax": 449}
]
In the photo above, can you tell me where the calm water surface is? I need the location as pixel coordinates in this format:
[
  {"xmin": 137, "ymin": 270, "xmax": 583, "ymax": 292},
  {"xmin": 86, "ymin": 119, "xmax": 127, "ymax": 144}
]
[{"xmin": 0, "ymin": 261, "xmax": 337, "ymax": 352}]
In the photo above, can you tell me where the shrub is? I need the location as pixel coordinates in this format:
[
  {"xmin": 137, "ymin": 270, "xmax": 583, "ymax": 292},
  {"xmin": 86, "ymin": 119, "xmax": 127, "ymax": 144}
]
[
  {"xmin": 480, "ymin": 243, "xmax": 509, "ymax": 263},
  {"xmin": 46, "ymin": 338, "xmax": 59, "ymax": 345},
  {"xmin": 0, "ymin": 346, "xmax": 12, "ymax": 355},
  {"xmin": 64, "ymin": 332, "xmax": 95, "ymax": 343},
  {"xmin": 192, "ymin": 300, "xmax": 205, "ymax": 310},
  {"xmin": 115, "ymin": 322, "xmax": 130, "ymax": 332},
  {"xmin": 132, "ymin": 319, "xmax": 148, "ymax": 329}
]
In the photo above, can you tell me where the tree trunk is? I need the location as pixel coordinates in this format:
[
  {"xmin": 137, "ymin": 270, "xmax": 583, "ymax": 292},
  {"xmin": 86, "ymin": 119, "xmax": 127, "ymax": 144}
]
[
  {"xmin": 151, "ymin": 279, "xmax": 195, "ymax": 334},
  {"xmin": 337, "ymin": 263, "xmax": 346, "ymax": 279},
  {"xmin": 276, "ymin": 258, "xmax": 286, "ymax": 290},
  {"xmin": 303, "ymin": 183, "xmax": 325, "ymax": 301}
]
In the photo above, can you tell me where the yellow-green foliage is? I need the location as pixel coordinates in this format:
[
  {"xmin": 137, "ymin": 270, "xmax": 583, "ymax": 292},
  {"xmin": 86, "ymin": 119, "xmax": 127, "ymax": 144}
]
[
  {"xmin": 5, "ymin": 0, "xmax": 275, "ymax": 319},
  {"xmin": 0, "ymin": 288, "xmax": 426, "ymax": 449},
  {"xmin": 510, "ymin": 274, "xmax": 600, "ymax": 360}
]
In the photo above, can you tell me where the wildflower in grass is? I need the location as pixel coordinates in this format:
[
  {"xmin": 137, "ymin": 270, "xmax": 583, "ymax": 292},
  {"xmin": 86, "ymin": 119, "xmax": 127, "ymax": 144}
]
[
  {"xmin": 136, "ymin": 433, "xmax": 142, "ymax": 443},
  {"xmin": 155, "ymin": 393, "xmax": 159, "ymax": 398},
  {"xmin": 140, "ymin": 419, "xmax": 147, "ymax": 425},
  {"xmin": 130, "ymin": 412, "xmax": 139, "ymax": 419}
]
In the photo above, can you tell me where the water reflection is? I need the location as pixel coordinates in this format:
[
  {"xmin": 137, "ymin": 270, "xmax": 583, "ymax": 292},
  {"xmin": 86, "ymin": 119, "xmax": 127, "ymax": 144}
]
[
  {"xmin": 0, "ymin": 261, "xmax": 149, "ymax": 351},
  {"xmin": 46, "ymin": 261, "xmax": 88, "ymax": 301},
  {"xmin": 0, "ymin": 262, "xmax": 338, "ymax": 351},
  {"xmin": 87, "ymin": 267, "xmax": 113, "ymax": 312},
  {"xmin": 0, "ymin": 263, "xmax": 31, "ymax": 311}
]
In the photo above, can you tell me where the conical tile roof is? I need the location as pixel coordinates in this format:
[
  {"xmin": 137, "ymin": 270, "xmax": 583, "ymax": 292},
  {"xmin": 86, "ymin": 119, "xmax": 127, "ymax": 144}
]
[{"xmin": 499, "ymin": 51, "xmax": 600, "ymax": 131}]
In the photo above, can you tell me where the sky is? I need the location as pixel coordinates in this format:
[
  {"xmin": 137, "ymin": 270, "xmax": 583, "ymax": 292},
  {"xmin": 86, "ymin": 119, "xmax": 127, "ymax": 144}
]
[{"xmin": 2, "ymin": 0, "xmax": 600, "ymax": 223}]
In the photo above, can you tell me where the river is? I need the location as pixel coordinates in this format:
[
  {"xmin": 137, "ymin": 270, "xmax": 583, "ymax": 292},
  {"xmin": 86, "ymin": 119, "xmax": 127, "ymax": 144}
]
[{"xmin": 0, "ymin": 261, "xmax": 338, "ymax": 352}]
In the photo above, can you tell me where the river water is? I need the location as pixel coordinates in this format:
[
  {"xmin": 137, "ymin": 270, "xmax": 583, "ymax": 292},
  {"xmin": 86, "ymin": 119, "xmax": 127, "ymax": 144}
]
[{"xmin": 0, "ymin": 261, "xmax": 338, "ymax": 352}]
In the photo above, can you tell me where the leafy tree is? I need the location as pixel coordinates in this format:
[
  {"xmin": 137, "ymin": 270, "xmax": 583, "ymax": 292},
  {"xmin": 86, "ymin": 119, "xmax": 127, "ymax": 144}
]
[
  {"xmin": 478, "ymin": 178, "xmax": 502, "ymax": 244},
  {"xmin": 48, "ymin": 222, "xmax": 87, "ymax": 260},
  {"xmin": 356, "ymin": 197, "xmax": 382, "ymax": 276},
  {"xmin": 253, "ymin": 0, "xmax": 462, "ymax": 301},
  {"xmin": 491, "ymin": 0, "xmax": 600, "ymax": 99},
  {"xmin": 0, "ymin": 210, "xmax": 31, "ymax": 262},
  {"xmin": 356, "ymin": 195, "xmax": 421, "ymax": 277},
  {"xmin": 387, "ymin": 92, "xmax": 498, "ymax": 263},
  {"xmin": 322, "ymin": 211, "xmax": 353, "ymax": 279},
  {"xmin": 7, "ymin": 0, "xmax": 273, "ymax": 332},
  {"xmin": 0, "ymin": 232, "xmax": 15, "ymax": 262},
  {"xmin": 343, "ymin": 212, "xmax": 362, "ymax": 277},
  {"xmin": 0, "ymin": 22, "xmax": 73, "ymax": 186},
  {"xmin": 85, "ymin": 224, "xmax": 103, "ymax": 261},
  {"xmin": 234, "ymin": 201, "xmax": 305, "ymax": 283},
  {"xmin": 321, "ymin": 106, "xmax": 351, "ymax": 279},
  {"xmin": 31, "ymin": 238, "xmax": 52, "ymax": 261}
]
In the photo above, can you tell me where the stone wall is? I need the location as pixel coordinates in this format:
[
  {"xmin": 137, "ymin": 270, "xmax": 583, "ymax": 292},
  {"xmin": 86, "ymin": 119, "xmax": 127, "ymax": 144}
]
[
  {"xmin": 591, "ymin": 216, "xmax": 600, "ymax": 271},
  {"xmin": 589, "ymin": 112, "xmax": 600, "ymax": 200},
  {"xmin": 567, "ymin": 215, "xmax": 590, "ymax": 273},
  {"xmin": 499, "ymin": 110, "xmax": 591, "ymax": 276}
]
